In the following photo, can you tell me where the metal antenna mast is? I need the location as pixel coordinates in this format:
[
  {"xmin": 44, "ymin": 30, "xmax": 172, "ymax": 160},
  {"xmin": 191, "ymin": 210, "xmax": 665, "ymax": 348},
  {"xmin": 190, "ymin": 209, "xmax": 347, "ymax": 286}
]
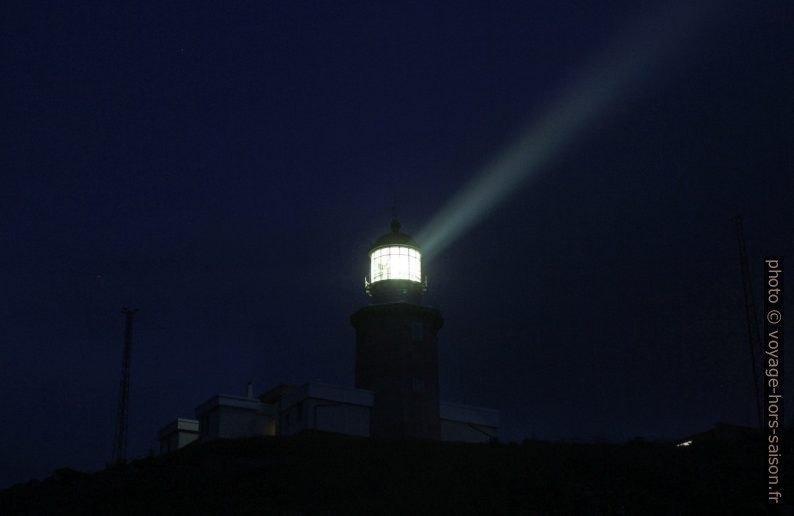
[
  {"xmin": 734, "ymin": 216, "xmax": 763, "ymax": 430},
  {"xmin": 112, "ymin": 307, "xmax": 137, "ymax": 464}
]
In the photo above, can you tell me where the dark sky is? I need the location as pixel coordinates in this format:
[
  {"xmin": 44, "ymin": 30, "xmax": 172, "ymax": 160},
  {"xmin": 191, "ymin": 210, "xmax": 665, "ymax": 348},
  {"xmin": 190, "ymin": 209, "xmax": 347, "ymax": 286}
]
[{"xmin": 1, "ymin": 0, "xmax": 792, "ymax": 488}]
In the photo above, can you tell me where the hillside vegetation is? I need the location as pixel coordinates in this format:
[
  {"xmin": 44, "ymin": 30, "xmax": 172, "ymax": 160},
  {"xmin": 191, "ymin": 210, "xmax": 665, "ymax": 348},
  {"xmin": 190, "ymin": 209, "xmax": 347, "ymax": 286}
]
[{"xmin": 0, "ymin": 431, "xmax": 785, "ymax": 515}]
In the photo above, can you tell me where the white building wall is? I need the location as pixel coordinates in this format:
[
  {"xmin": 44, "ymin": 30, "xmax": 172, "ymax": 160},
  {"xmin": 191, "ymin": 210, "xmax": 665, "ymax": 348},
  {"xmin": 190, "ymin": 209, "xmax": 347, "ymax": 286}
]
[
  {"xmin": 195, "ymin": 395, "xmax": 276, "ymax": 441},
  {"xmin": 279, "ymin": 383, "xmax": 373, "ymax": 437},
  {"xmin": 164, "ymin": 385, "xmax": 498, "ymax": 445},
  {"xmin": 217, "ymin": 405, "xmax": 273, "ymax": 439},
  {"xmin": 158, "ymin": 419, "xmax": 200, "ymax": 454}
]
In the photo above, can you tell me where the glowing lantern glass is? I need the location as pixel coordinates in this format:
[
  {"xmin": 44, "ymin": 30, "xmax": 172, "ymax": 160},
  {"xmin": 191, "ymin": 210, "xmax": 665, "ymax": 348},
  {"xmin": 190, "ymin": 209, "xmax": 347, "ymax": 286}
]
[{"xmin": 370, "ymin": 246, "xmax": 422, "ymax": 283}]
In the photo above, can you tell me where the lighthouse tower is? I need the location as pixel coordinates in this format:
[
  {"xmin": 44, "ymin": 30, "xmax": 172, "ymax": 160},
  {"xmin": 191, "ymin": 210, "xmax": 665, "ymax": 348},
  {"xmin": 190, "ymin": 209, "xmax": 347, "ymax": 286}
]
[{"xmin": 351, "ymin": 219, "xmax": 443, "ymax": 440}]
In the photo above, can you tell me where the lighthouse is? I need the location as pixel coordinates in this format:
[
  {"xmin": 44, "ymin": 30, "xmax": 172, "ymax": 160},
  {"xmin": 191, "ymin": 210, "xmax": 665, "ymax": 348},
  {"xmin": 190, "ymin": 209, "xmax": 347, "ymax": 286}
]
[
  {"xmin": 351, "ymin": 219, "xmax": 444, "ymax": 440},
  {"xmin": 158, "ymin": 219, "xmax": 498, "ymax": 452}
]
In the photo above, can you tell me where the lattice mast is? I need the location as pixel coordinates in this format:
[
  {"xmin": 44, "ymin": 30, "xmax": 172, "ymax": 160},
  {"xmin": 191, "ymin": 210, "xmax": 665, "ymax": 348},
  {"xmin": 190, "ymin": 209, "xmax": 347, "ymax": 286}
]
[
  {"xmin": 734, "ymin": 216, "xmax": 763, "ymax": 430},
  {"xmin": 112, "ymin": 307, "xmax": 137, "ymax": 464}
]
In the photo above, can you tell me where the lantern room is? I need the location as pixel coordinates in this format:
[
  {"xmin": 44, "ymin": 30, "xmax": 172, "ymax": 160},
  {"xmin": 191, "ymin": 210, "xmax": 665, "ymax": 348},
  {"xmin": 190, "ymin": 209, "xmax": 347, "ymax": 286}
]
[
  {"xmin": 370, "ymin": 246, "xmax": 421, "ymax": 283},
  {"xmin": 364, "ymin": 219, "xmax": 427, "ymax": 303}
]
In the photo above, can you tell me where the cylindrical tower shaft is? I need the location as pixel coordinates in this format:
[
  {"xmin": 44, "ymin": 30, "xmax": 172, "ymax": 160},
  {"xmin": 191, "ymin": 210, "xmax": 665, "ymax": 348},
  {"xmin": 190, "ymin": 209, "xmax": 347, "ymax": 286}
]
[
  {"xmin": 352, "ymin": 304, "xmax": 443, "ymax": 440},
  {"xmin": 352, "ymin": 220, "xmax": 443, "ymax": 440}
]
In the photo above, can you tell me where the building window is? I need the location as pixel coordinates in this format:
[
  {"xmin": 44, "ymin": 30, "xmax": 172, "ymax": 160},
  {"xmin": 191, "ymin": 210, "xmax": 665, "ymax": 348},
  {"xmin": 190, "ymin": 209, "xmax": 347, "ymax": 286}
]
[
  {"xmin": 283, "ymin": 413, "xmax": 290, "ymax": 431},
  {"xmin": 370, "ymin": 246, "xmax": 421, "ymax": 283},
  {"xmin": 297, "ymin": 402, "xmax": 303, "ymax": 421}
]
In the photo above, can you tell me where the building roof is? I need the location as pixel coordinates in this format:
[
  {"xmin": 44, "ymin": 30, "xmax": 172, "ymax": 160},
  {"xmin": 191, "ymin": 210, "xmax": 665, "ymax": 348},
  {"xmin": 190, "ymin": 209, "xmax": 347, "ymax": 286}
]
[
  {"xmin": 158, "ymin": 418, "xmax": 199, "ymax": 439},
  {"xmin": 280, "ymin": 382, "xmax": 375, "ymax": 409},
  {"xmin": 440, "ymin": 401, "xmax": 500, "ymax": 428},
  {"xmin": 370, "ymin": 218, "xmax": 419, "ymax": 250},
  {"xmin": 195, "ymin": 394, "xmax": 275, "ymax": 417}
]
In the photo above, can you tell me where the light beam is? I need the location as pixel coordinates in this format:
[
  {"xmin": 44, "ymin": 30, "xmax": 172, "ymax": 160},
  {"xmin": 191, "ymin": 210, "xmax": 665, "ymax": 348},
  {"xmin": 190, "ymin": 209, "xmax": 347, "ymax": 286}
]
[{"xmin": 417, "ymin": 1, "xmax": 715, "ymax": 258}]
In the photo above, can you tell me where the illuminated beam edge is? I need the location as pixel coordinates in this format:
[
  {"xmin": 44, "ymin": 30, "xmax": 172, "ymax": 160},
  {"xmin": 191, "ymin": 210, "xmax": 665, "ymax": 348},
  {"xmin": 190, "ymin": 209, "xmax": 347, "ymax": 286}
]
[{"xmin": 417, "ymin": 1, "xmax": 713, "ymax": 259}]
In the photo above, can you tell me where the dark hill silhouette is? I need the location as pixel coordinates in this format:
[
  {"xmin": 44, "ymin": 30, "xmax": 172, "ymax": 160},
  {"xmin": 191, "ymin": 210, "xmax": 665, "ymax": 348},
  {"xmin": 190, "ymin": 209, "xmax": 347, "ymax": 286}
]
[{"xmin": 0, "ymin": 430, "xmax": 789, "ymax": 515}]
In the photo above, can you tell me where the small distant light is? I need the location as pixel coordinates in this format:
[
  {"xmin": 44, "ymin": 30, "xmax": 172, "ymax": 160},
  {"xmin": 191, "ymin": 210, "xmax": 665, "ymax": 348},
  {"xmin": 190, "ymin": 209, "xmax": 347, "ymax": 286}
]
[{"xmin": 676, "ymin": 440, "xmax": 693, "ymax": 447}]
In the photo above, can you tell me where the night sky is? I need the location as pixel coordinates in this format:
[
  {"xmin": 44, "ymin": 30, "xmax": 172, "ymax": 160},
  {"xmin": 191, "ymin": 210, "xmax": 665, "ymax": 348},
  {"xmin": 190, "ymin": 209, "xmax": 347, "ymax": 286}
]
[{"xmin": 2, "ymin": 1, "xmax": 792, "ymax": 489}]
